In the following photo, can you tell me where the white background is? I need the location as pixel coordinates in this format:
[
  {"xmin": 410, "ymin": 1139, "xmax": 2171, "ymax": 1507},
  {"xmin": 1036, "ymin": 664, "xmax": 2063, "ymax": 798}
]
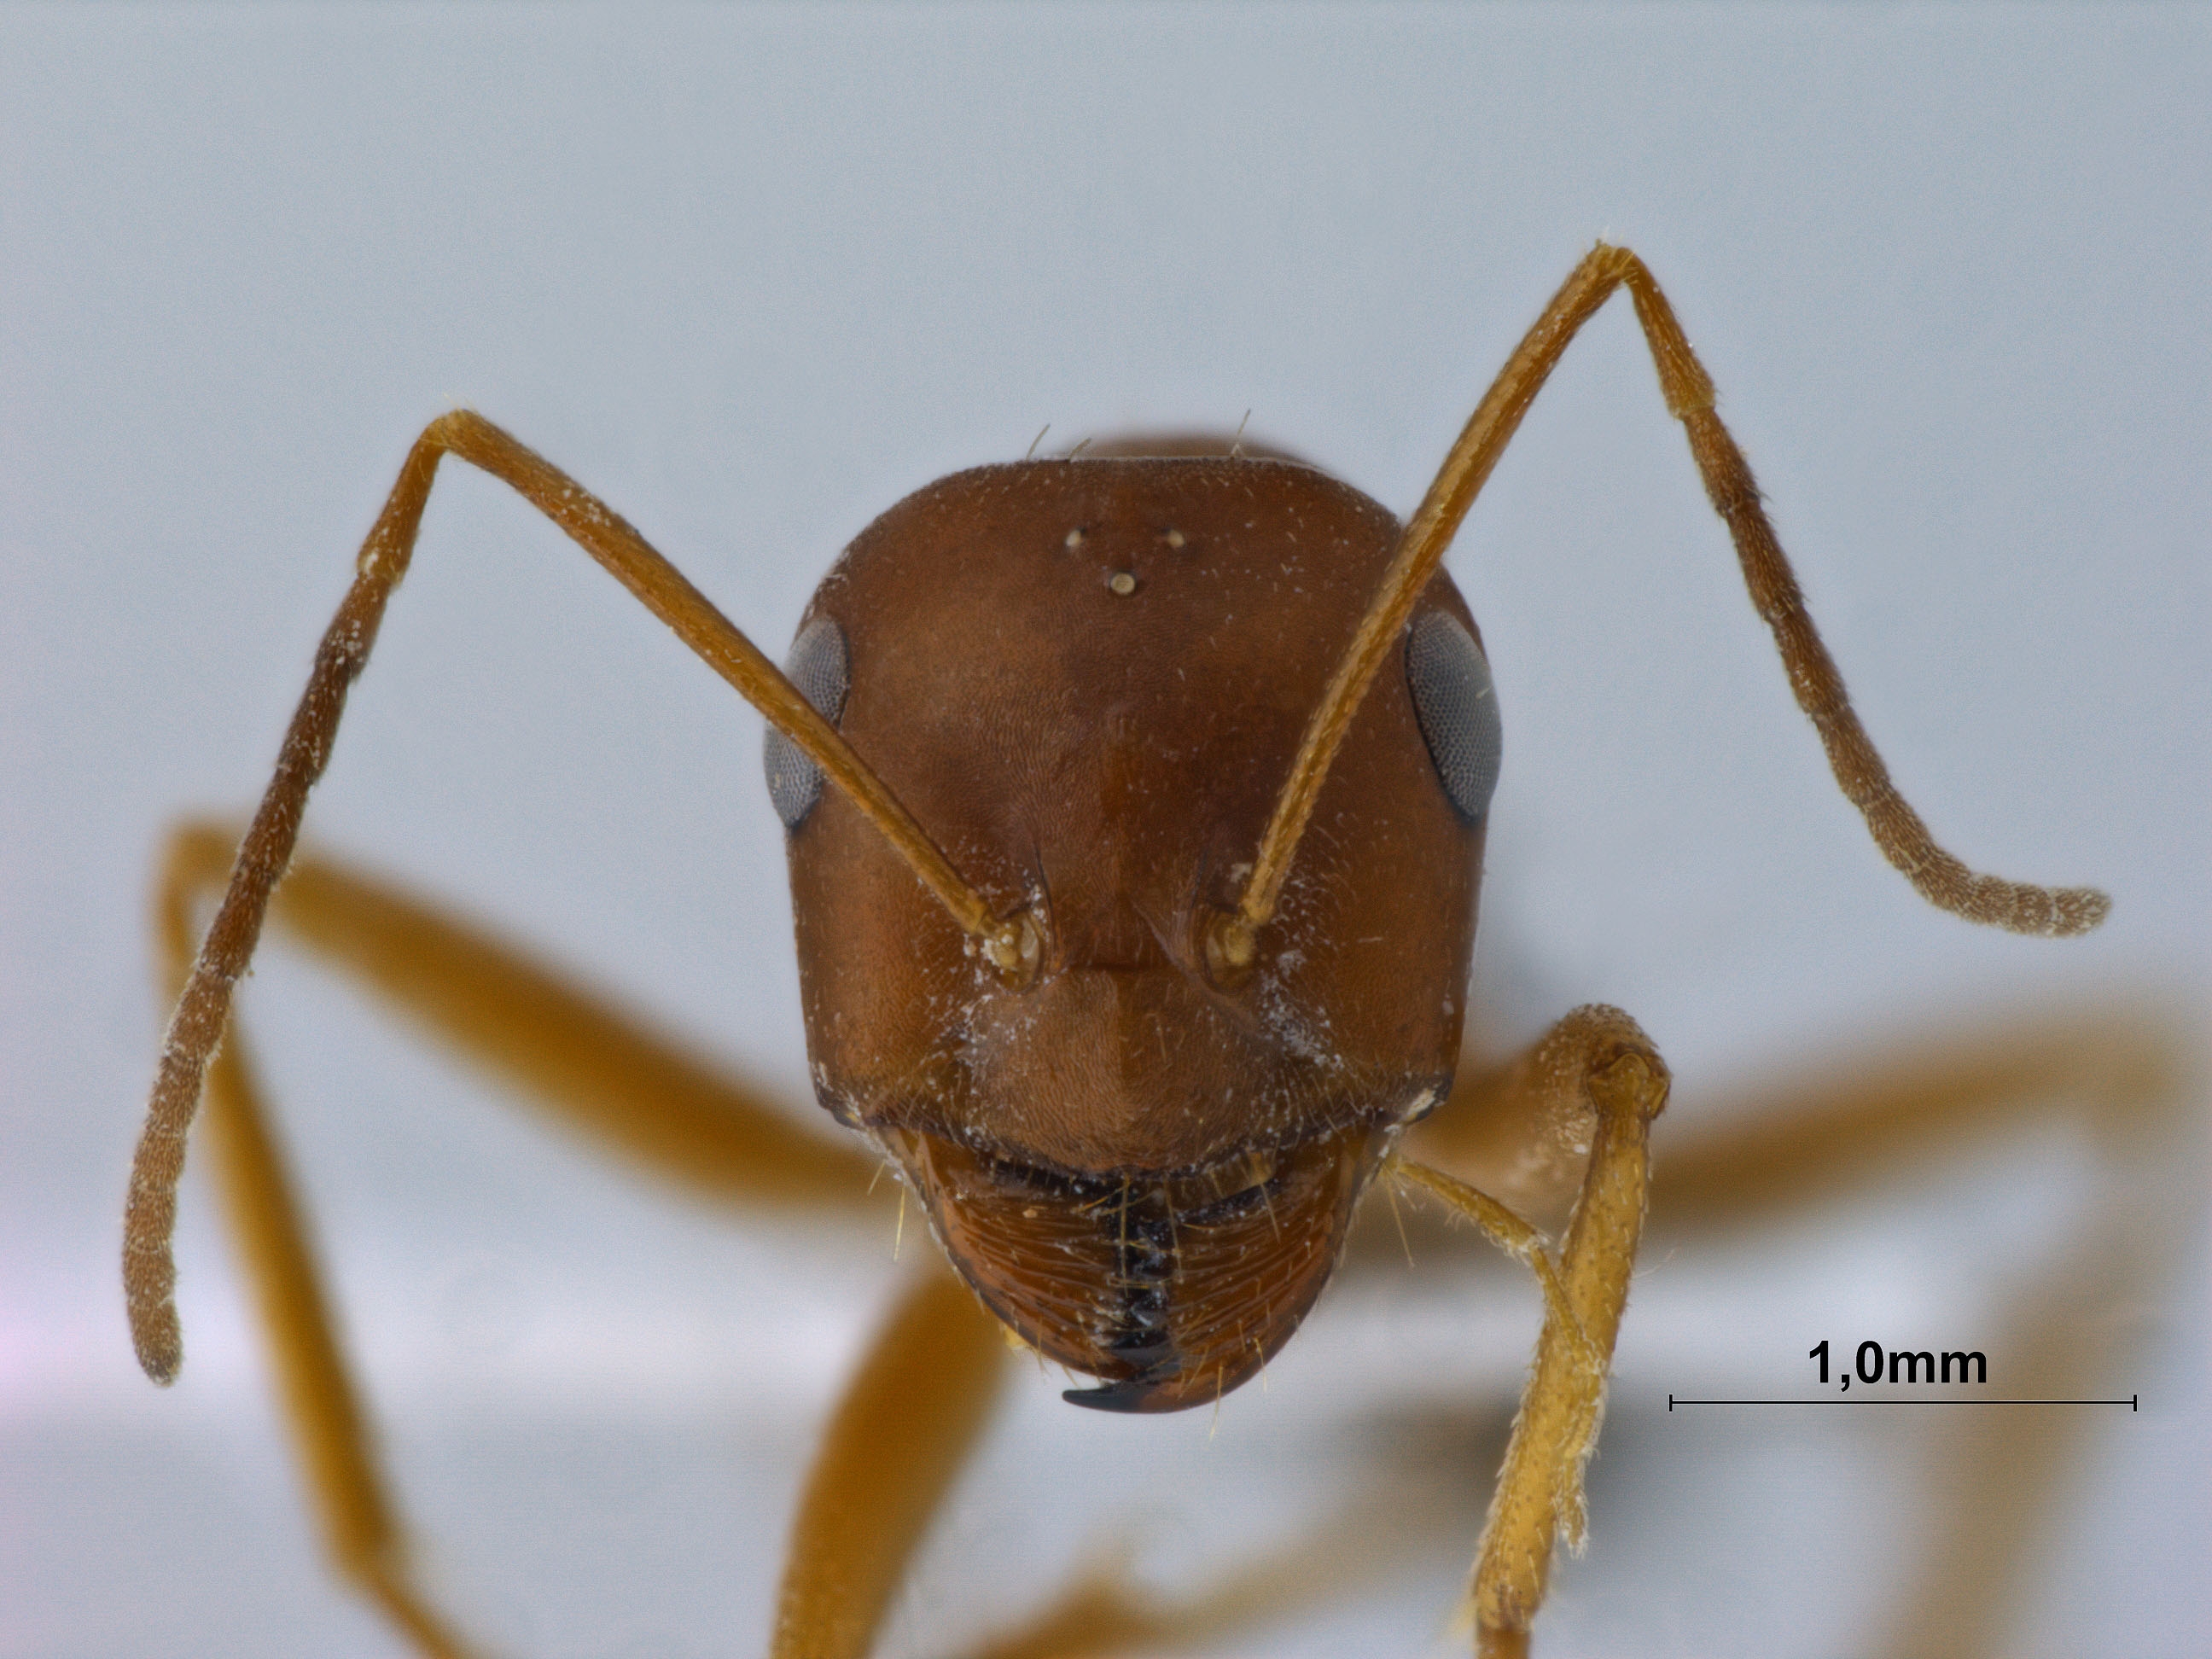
[{"xmin": 3, "ymin": 7, "xmax": 2204, "ymax": 1657}]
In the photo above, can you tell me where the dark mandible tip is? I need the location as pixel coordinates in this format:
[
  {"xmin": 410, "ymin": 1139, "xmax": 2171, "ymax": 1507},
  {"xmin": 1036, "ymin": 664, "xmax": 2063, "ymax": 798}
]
[{"xmin": 1062, "ymin": 1378, "xmax": 1168, "ymax": 1413}]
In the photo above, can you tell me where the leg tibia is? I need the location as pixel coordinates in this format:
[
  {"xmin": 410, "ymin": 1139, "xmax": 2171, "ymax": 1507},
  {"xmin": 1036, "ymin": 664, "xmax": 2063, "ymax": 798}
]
[
  {"xmin": 772, "ymin": 1271, "xmax": 1006, "ymax": 1659},
  {"xmin": 195, "ymin": 1003, "xmax": 484, "ymax": 1657},
  {"xmin": 1401, "ymin": 1005, "xmax": 1670, "ymax": 1656}
]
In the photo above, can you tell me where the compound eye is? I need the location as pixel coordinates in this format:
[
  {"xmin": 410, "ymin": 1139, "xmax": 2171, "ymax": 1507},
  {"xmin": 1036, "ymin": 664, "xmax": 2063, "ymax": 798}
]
[
  {"xmin": 1404, "ymin": 610, "xmax": 1502, "ymax": 824},
  {"xmin": 762, "ymin": 614, "xmax": 851, "ymax": 831}
]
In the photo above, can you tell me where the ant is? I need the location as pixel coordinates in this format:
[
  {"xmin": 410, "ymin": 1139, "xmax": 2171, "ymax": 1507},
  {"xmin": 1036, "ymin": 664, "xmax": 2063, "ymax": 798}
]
[{"xmin": 123, "ymin": 244, "xmax": 2168, "ymax": 1656}]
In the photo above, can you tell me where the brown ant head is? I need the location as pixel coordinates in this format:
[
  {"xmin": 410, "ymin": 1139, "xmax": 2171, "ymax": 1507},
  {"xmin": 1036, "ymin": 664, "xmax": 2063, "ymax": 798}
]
[{"xmin": 780, "ymin": 457, "xmax": 1491, "ymax": 1409}]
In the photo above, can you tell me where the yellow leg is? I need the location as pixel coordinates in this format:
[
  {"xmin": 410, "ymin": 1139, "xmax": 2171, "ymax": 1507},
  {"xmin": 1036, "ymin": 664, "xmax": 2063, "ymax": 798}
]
[
  {"xmin": 772, "ymin": 1270, "xmax": 1006, "ymax": 1659},
  {"xmin": 199, "ymin": 1027, "xmax": 480, "ymax": 1659},
  {"xmin": 1652, "ymin": 1003, "xmax": 2184, "ymax": 1225},
  {"xmin": 148, "ymin": 823, "xmax": 891, "ymax": 1659},
  {"xmin": 1402, "ymin": 1004, "xmax": 1671, "ymax": 1658}
]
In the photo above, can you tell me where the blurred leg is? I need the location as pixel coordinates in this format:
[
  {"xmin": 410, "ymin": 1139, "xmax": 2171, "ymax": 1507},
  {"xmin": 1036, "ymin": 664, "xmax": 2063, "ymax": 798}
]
[
  {"xmin": 166, "ymin": 821, "xmax": 880, "ymax": 1205},
  {"xmin": 771, "ymin": 1270, "xmax": 1007, "ymax": 1659},
  {"xmin": 1652, "ymin": 1004, "xmax": 2198, "ymax": 1659},
  {"xmin": 152, "ymin": 822, "xmax": 887, "ymax": 1659}
]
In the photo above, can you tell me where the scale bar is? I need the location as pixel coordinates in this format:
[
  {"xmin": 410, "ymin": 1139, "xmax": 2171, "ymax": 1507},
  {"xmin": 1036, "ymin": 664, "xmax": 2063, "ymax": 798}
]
[{"xmin": 1668, "ymin": 1394, "xmax": 2138, "ymax": 1411}]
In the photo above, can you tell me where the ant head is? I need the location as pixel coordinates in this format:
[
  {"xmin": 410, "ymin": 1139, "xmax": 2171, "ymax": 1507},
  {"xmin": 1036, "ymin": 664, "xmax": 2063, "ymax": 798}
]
[{"xmin": 780, "ymin": 456, "xmax": 1489, "ymax": 1406}]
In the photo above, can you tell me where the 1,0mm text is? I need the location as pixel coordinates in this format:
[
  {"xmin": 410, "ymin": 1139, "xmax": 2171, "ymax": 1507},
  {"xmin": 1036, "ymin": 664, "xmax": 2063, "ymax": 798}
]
[{"xmin": 1811, "ymin": 1339, "xmax": 1988, "ymax": 1391}]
